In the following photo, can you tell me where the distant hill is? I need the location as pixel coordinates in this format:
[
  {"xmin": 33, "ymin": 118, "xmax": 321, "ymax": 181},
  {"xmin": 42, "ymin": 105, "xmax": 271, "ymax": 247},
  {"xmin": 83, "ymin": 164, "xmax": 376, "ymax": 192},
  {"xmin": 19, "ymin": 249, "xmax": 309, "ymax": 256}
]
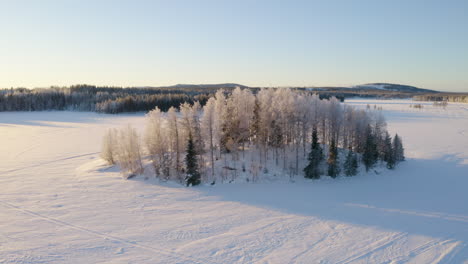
[
  {"xmin": 307, "ymin": 83, "xmax": 437, "ymax": 93},
  {"xmin": 137, "ymin": 82, "xmax": 437, "ymax": 94},
  {"xmin": 350, "ymin": 83, "xmax": 437, "ymax": 93},
  {"xmin": 148, "ymin": 82, "xmax": 441, "ymax": 100},
  {"xmin": 302, "ymin": 83, "xmax": 441, "ymax": 99}
]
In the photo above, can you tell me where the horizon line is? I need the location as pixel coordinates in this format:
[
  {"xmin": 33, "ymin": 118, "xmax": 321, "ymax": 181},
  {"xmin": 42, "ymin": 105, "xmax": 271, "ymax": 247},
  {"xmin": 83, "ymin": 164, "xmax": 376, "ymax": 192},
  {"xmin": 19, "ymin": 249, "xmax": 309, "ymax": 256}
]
[{"xmin": 1, "ymin": 82, "xmax": 467, "ymax": 93}]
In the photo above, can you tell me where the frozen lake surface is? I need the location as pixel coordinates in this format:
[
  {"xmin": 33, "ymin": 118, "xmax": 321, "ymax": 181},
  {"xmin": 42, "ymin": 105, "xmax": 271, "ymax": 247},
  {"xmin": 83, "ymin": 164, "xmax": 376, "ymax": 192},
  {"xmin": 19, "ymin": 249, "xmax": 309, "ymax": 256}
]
[{"xmin": 0, "ymin": 99, "xmax": 467, "ymax": 263}]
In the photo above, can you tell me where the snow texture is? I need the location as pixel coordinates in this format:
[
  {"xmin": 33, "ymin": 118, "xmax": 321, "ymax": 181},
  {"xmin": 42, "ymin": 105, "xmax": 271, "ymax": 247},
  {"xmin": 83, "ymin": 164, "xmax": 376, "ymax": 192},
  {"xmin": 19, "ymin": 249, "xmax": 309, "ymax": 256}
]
[{"xmin": 0, "ymin": 99, "xmax": 467, "ymax": 263}]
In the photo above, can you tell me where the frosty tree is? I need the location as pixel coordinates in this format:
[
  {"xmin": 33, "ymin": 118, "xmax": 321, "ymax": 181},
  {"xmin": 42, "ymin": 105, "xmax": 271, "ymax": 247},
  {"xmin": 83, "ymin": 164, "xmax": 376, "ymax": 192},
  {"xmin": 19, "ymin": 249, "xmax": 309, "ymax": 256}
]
[
  {"xmin": 116, "ymin": 125, "xmax": 144, "ymax": 178},
  {"xmin": 201, "ymin": 97, "xmax": 216, "ymax": 181},
  {"xmin": 102, "ymin": 87, "xmax": 405, "ymax": 185},
  {"xmin": 167, "ymin": 107, "xmax": 182, "ymax": 181},
  {"xmin": 145, "ymin": 107, "xmax": 170, "ymax": 178},
  {"xmin": 101, "ymin": 128, "xmax": 117, "ymax": 165}
]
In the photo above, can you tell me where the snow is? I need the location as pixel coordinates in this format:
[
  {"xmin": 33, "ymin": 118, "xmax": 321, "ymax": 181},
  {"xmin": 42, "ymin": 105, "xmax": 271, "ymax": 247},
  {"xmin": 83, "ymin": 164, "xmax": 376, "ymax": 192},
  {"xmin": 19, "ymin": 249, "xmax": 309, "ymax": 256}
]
[{"xmin": 1, "ymin": 99, "xmax": 467, "ymax": 263}]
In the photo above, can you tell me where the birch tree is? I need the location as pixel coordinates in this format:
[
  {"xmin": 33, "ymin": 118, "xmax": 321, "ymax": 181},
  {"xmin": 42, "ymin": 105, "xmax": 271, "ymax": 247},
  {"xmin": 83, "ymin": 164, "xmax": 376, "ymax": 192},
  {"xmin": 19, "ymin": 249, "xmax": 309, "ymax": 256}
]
[
  {"xmin": 167, "ymin": 107, "xmax": 182, "ymax": 181},
  {"xmin": 145, "ymin": 107, "xmax": 168, "ymax": 178},
  {"xmin": 116, "ymin": 125, "xmax": 144, "ymax": 178},
  {"xmin": 201, "ymin": 97, "xmax": 216, "ymax": 181},
  {"xmin": 101, "ymin": 128, "xmax": 118, "ymax": 165}
]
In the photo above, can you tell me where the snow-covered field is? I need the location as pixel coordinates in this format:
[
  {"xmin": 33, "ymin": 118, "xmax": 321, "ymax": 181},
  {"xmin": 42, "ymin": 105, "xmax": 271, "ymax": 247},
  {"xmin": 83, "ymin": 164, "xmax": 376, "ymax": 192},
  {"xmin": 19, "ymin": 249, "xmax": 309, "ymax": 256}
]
[{"xmin": 1, "ymin": 99, "xmax": 467, "ymax": 263}]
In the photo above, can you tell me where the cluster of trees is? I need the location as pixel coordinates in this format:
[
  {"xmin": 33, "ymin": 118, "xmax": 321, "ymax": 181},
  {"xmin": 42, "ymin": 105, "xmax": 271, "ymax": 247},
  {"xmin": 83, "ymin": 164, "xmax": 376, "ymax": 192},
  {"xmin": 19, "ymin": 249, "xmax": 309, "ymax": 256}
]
[
  {"xmin": 101, "ymin": 125, "xmax": 144, "ymax": 178},
  {"xmin": 0, "ymin": 85, "xmax": 212, "ymax": 113},
  {"xmin": 410, "ymin": 104, "xmax": 424, "ymax": 109},
  {"xmin": 433, "ymin": 101, "xmax": 448, "ymax": 108},
  {"xmin": 410, "ymin": 101, "xmax": 448, "ymax": 109},
  {"xmin": 303, "ymin": 121, "xmax": 404, "ymax": 179},
  {"xmin": 414, "ymin": 94, "xmax": 468, "ymax": 103},
  {"xmin": 102, "ymin": 88, "xmax": 405, "ymax": 185},
  {"xmin": 95, "ymin": 93, "xmax": 210, "ymax": 113}
]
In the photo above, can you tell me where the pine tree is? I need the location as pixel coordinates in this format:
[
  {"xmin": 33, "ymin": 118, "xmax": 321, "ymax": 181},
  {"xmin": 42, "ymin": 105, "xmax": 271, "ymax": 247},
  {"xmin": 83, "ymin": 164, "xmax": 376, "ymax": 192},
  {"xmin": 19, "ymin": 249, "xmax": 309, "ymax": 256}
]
[
  {"xmin": 304, "ymin": 128, "xmax": 323, "ymax": 179},
  {"xmin": 185, "ymin": 133, "xmax": 201, "ymax": 186},
  {"xmin": 363, "ymin": 125, "xmax": 378, "ymax": 172},
  {"xmin": 344, "ymin": 150, "xmax": 358, "ymax": 176},
  {"xmin": 393, "ymin": 134, "xmax": 405, "ymax": 163},
  {"xmin": 327, "ymin": 138, "xmax": 339, "ymax": 178}
]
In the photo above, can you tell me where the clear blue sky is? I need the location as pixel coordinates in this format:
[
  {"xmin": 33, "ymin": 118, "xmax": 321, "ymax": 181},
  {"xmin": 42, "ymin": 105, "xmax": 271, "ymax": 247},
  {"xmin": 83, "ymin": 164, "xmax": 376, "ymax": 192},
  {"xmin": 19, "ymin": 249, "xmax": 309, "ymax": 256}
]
[{"xmin": 1, "ymin": 0, "xmax": 467, "ymax": 92}]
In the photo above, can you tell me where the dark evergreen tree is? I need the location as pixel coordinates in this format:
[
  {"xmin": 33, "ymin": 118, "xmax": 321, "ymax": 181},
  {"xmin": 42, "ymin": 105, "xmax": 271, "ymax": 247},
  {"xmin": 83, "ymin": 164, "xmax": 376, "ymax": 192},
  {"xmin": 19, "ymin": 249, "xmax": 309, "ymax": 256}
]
[
  {"xmin": 351, "ymin": 152, "xmax": 358, "ymax": 175},
  {"xmin": 185, "ymin": 133, "xmax": 201, "ymax": 186},
  {"xmin": 327, "ymin": 138, "xmax": 339, "ymax": 178},
  {"xmin": 304, "ymin": 128, "xmax": 323, "ymax": 179},
  {"xmin": 250, "ymin": 97, "xmax": 261, "ymax": 143},
  {"xmin": 383, "ymin": 132, "xmax": 395, "ymax": 169},
  {"xmin": 393, "ymin": 134, "xmax": 405, "ymax": 163},
  {"xmin": 362, "ymin": 125, "xmax": 378, "ymax": 171},
  {"xmin": 344, "ymin": 150, "xmax": 358, "ymax": 176},
  {"xmin": 270, "ymin": 120, "xmax": 283, "ymax": 165}
]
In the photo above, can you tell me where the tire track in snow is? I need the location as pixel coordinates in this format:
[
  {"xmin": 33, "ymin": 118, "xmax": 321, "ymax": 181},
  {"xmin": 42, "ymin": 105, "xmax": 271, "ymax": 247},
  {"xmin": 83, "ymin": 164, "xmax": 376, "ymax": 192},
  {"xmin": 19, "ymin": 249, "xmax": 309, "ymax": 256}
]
[
  {"xmin": 177, "ymin": 215, "xmax": 309, "ymax": 263},
  {"xmin": 390, "ymin": 238, "xmax": 455, "ymax": 263},
  {"xmin": 335, "ymin": 232, "xmax": 408, "ymax": 264},
  {"xmin": 407, "ymin": 239, "xmax": 448, "ymax": 258},
  {"xmin": 435, "ymin": 242, "xmax": 467, "ymax": 264},
  {"xmin": 1, "ymin": 152, "xmax": 100, "ymax": 174},
  {"xmin": 12, "ymin": 143, "xmax": 41, "ymax": 159},
  {"xmin": 288, "ymin": 231, "xmax": 332, "ymax": 263},
  {"xmin": 0, "ymin": 200, "xmax": 216, "ymax": 264}
]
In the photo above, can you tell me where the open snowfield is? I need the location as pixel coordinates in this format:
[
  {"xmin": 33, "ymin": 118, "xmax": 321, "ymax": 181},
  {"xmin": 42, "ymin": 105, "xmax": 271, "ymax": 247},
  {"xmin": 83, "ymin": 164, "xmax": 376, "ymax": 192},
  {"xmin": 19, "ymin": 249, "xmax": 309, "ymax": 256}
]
[{"xmin": 1, "ymin": 99, "xmax": 467, "ymax": 264}]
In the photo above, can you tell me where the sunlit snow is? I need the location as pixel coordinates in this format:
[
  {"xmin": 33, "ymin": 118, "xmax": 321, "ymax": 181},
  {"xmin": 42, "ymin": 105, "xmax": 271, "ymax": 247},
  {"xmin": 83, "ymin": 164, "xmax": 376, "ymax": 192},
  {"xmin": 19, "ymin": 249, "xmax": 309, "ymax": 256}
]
[{"xmin": 0, "ymin": 99, "xmax": 467, "ymax": 263}]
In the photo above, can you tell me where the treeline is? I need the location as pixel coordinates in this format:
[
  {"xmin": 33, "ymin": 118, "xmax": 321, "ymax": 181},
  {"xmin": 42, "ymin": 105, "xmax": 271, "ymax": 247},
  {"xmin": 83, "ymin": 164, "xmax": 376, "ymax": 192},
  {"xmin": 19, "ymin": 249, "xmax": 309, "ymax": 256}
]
[
  {"xmin": 413, "ymin": 94, "xmax": 468, "ymax": 103},
  {"xmin": 0, "ymin": 84, "xmax": 352, "ymax": 114},
  {"xmin": 95, "ymin": 93, "xmax": 211, "ymax": 113},
  {"xmin": 0, "ymin": 85, "xmax": 214, "ymax": 113},
  {"xmin": 102, "ymin": 88, "xmax": 405, "ymax": 185}
]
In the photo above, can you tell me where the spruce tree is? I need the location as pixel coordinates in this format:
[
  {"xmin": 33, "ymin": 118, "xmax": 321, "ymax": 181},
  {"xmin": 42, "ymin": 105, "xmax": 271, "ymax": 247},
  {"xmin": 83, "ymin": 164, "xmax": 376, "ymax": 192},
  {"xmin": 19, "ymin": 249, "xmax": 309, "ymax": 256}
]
[
  {"xmin": 363, "ymin": 125, "xmax": 378, "ymax": 172},
  {"xmin": 304, "ymin": 128, "xmax": 323, "ymax": 179},
  {"xmin": 270, "ymin": 120, "xmax": 283, "ymax": 148},
  {"xmin": 327, "ymin": 138, "xmax": 339, "ymax": 178},
  {"xmin": 344, "ymin": 150, "xmax": 358, "ymax": 176},
  {"xmin": 393, "ymin": 134, "xmax": 405, "ymax": 163},
  {"xmin": 383, "ymin": 132, "xmax": 395, "ymax": 169},
  {"xmin": 270, "ymin": 120, "xmax": 283, "ymax": 165},
  {"xmin": 351, "ymin": 151, "xmax": 358, "ymax": 174},
  {"xmin": 185, "ymin": 133, "xmax": 201, "ymax": 186},
  {"xmin": 250, "ymin": 97, "xmax": 261, "ymax": 143}
]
